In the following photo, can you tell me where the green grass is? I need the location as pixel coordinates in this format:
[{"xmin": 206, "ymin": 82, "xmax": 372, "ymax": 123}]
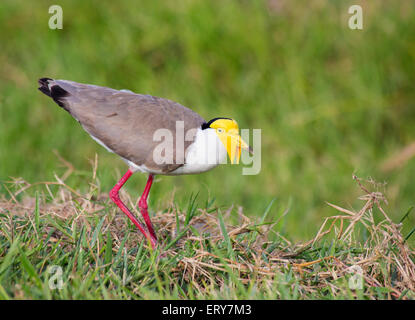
[
  {"xmin": 1, "ymin": 0, "xmax": 415, "ymax": 240},
  {"xmin": 1, "ymin": 0, "xmax": 415, "ymax": 299},
  {"xmin": 0, "ymin": 171, "xmax": 414, "ymax": 299}
]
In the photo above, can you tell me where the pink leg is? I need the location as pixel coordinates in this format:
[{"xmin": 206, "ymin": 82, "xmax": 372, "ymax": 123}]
[
  {"xmin": 138, "ymin": 174, "xmax": 157, "ymax": 241},
  {"xmin": 109, "ymin": 169, "xmax": 157, "ymax": 248}
]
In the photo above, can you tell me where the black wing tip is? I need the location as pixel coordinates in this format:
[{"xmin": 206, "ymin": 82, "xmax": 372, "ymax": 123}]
[
  {"xmin": 38, "ymin": 77, "xmax": 54, "ymax": 97},
  {"xmin": 38, "ymin": 77, "xmax": 70, "ymax": 110},
  {"xmin": 38, "ymin": 77, "xmax": 53, "ymax": 85}
]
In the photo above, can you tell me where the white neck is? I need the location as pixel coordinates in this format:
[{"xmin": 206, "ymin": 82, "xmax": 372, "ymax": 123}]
[{"xmin": 169, "ymin": 128, "xmax": 227, "ymax": 175}]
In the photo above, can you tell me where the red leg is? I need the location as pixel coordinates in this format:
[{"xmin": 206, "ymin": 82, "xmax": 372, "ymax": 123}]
[
  {"xmin": 138, "ymin": 174, "xmax": 157, "ymax": 241},
  {"xmin": 109, "ymin": 169, "xmax": 157, "ymax": 248}
]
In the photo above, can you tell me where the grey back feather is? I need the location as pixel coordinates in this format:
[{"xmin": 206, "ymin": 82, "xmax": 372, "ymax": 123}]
[{"xmin": 40, "ymin": 79, "xmax": 206, "ymax": 173}]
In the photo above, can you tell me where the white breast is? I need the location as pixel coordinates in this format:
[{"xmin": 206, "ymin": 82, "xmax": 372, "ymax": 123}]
[{"xmin": 169, "ymin": 128, "xmax": 227, "ymax": 175}]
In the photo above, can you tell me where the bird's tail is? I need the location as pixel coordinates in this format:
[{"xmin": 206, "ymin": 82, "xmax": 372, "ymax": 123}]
[{"xmin": 38, "ymin": 77, "xmax": 70, "ymax": 111}]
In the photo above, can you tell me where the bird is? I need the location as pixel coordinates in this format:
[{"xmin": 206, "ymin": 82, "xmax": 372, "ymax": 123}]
[{"xmin": 38, "ymin": 78, "xmax": 251, "ymax": 248}]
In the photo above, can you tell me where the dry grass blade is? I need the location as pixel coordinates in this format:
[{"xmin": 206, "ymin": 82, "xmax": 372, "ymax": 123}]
[{"xmin": 0, "ymin": 168, "xmax": 414, "ymax": 299}]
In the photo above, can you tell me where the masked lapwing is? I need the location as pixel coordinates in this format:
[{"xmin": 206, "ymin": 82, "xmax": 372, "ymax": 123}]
[{"xmin": 38, "ymin": 78, "xmax": 251, "ymax": 248}]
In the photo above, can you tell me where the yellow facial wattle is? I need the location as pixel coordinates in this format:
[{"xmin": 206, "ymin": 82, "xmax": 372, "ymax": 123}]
[{"xmin": 210, "ymin": 118, "xmax": 249, "ymax": 164}]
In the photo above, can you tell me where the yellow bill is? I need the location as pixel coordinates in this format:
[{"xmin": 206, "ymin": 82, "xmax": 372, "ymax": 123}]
[{"xmin": 220, "ymin": 129, "xmax": 250, "ymax": 164}]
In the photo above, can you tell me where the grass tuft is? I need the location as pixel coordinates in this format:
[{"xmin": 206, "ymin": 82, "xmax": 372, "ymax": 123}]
[{"xmin": 0, "ymin": 162, "xmax": 414, "ymax": 299}]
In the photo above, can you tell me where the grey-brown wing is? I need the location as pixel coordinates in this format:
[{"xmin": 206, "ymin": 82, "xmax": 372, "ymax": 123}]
[{"xmin": 39, "ymin": 79, "xmax": 206, "ymax": 173}]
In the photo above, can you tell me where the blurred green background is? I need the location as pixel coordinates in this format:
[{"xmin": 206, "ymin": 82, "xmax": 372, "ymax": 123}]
[{"xmin": 1, "ymin": 0, "xmax": 414, "ymax": 241}]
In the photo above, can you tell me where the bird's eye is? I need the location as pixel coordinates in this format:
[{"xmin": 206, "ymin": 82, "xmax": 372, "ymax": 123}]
[{"xmin": 217, "ymin": 128, "xmax": 224, "ymax": 133}]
